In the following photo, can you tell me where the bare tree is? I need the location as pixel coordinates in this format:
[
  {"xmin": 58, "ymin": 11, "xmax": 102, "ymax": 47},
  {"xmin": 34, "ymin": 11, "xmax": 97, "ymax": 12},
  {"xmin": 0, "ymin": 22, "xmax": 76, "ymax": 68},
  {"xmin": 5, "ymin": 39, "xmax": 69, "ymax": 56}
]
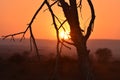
[{"xmin": 2, "ymin": 0, "xmax": 95, "ymax": 80}]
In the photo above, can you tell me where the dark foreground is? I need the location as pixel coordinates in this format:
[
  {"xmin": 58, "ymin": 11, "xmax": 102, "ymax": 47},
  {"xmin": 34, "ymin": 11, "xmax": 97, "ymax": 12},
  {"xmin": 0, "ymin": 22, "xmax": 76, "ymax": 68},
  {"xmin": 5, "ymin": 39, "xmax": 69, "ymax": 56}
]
[{"xmin": 0, "ymin": 54, "xmax": 120, "ymax": 80}]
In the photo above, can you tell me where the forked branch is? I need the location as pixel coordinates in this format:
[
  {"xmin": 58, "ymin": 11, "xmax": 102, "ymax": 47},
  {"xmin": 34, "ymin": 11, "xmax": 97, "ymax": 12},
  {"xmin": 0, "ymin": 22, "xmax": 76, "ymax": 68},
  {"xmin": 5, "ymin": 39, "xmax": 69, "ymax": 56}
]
[
  {"xmin": 2, "ymin": 0, "xmax": 46, "ymax": 59},
  {"xmin": 2, "ymin": 0, "xmax": 71, "ymax": 59}
]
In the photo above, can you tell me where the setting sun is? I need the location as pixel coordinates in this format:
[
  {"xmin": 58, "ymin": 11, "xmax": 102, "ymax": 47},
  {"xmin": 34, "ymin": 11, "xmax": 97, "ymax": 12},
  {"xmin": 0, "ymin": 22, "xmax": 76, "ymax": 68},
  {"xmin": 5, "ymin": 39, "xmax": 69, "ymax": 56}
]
[{"xmin": 60, "ymin": 31, "xmax": 70, "ymax": 40}]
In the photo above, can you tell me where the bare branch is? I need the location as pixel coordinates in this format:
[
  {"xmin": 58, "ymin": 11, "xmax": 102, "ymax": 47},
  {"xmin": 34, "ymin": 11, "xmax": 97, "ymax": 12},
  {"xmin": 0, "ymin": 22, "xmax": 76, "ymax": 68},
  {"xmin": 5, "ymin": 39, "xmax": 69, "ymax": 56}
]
[
  {"xmin": 45, "ymin": 1, "xmax": 62, "ymax": 79},
  {"xmin": 45, "ymin": 0, "xmax": 58, "ymax": 33},
  {"xmin": 2, "ymin": 24, "xmax": 30, "ymax": 41},
  {"xmin": 2, "ymin": 0, "xmax": 46, "ymax": 39},
  {"xmin": 85, "ymin": 0, "xmax": 95, "ymax": 41},
  {"xmin": 58, "ymin": 19, "xmax": 67, "ymax": 30},
  {"xmin": 2, "ymin": 0, "xmax": 46, "ymax": 60},
  {"xmin": 2, "ymin": 32, "xmax": 24, "ymax": 40},
  {"xmin": 61, "ymin": 39, "xmax": 75, "ymax": 46},
  {"xmin": 53, "ymin": 14, "xmax": 71, "ymax": 51},
  {"xmin": 44, "ymin": 0, "xmax": 58, "ymax": 12},
  {"xmin": 54, "ymin": 15, "xmax": 67, "ymax": 33},
  {"xmin": 53, "ymin": 15, "xmax": 71, "ymax": 52},
  {"xmin": 59, "ymin": 41, "xmax": 71, "ymax": 54},
  {"xmin": 60, "ymin": 41, "xmax": 71, "ymax": 50},
  {"xmin": 30, "ymin": 37, "xmax": 33, "ymax": 51},
  {"xmin": 77, "ymin": 0, "xmax": 83, "ymax": 19},
  {"xmin": 53, "ymin": 16, "xmax": 71, "ymax": 50}
]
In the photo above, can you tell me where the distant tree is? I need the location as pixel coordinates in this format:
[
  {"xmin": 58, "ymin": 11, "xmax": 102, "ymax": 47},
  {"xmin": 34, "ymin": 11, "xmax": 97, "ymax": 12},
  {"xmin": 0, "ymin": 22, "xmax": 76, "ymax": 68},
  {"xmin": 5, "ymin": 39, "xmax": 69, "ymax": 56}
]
[
  {"xmin": 8, "ymin": 53, "xmax": 25, "ymax": 64},
  {"xmin": 2, "ymin": 0, "xmax": 95, "ymax": 80},
  {"xmin": 95, "ymin": 48, "xmax": 112, "ymax": 63}
]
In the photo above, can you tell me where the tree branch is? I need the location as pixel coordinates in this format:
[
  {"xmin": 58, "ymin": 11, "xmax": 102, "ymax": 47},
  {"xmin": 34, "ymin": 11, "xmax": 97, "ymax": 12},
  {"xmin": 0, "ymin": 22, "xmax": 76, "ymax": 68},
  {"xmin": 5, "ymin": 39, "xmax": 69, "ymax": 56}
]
[
  {"xmin": 61, "ymin": 39, "xmax": 75, "ymax": 46},
  {"xmin": 60, "ymin": 41, "xmax": 71, "ymax": 49},
  {"xmin": 44, "ymin": 0, "xmax": 58, "ymax": 12},
  {"xmin": 85, "ymin": 0, "xmax": 95, "ymax": 41},
  {"xmin": 45, "ymin": 1, "xmax": 61, "ymax": 79},
  {"xmin": 58, "ymin": 19, "xmax": 67, "ymax": 30},
  {"xmin": 2, "ymin": 0, "xmax": 46, "ymax": 60},
  {"xmin": 2, "ymin": 31, "xmax": 25, "ymax": 40}
]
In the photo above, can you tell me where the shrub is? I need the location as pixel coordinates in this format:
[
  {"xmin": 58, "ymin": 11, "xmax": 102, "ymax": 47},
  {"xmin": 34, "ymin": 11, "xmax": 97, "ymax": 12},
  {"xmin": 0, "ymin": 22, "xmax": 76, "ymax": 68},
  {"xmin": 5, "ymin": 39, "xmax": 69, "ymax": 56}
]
[
  {"xmin": 8, "ymin": 53, "xmax": 25, "ymax": 64},
  {"xmin": 95, "ymin": 48, "xmax": 112, "ymax": 63}
]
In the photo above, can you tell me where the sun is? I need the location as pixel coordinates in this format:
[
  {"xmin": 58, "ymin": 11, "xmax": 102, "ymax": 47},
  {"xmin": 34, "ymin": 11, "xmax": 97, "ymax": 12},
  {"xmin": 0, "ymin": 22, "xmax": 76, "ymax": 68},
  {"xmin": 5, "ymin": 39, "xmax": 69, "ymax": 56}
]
[{"xmin": 60, "ymin": 31, "xmax": 70, "ymax": 40}]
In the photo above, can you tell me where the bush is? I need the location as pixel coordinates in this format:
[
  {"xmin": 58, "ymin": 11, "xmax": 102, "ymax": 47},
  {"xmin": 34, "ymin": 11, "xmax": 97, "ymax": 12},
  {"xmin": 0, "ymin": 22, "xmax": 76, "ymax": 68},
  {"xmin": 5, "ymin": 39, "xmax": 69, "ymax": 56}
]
[
  {"xmin": 95, "ymin": 48, "xmax": 112, "ymax": 63},
  {"xmin": 8, "ymin": 53, "xmax": 25, "ymax": 64}
]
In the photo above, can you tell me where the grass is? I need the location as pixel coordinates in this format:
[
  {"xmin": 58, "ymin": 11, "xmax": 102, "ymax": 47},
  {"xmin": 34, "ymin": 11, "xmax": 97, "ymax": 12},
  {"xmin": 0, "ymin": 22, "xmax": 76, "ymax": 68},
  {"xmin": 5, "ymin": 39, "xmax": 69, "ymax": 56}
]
[{"xmin": 0, "ymin": 53, "xmax": 120, "ymax": 80}]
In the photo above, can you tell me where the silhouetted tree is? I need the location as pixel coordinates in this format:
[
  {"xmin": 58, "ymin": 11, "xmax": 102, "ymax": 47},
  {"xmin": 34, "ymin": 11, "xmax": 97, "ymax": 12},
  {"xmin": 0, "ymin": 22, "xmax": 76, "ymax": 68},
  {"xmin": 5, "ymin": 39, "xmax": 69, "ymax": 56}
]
[
  {"xmin": 2, "ymin": 0, "xmax": 95, "ymax": 80},
  {"xmin": 8, "ymin": 53, "xmax": 25, "ymax": 64},
  {"xmin": 95, "ymin": 48, "xmax": 112, "ymax": 63}
]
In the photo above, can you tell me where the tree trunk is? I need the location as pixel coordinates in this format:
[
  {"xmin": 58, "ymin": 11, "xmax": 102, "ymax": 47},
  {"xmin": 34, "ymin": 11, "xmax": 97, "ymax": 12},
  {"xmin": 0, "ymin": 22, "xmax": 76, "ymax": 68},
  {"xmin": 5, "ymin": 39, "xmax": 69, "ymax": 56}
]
[
  {"xmin": 76, "ymin": 41, "xmax": 93, "ymax": 80},
  {"xmin": 70, "ymin": 27, "xmax": 93, "ymax": 80},
  {"xmin": 59, "ymin": 0, "xmax": 95, "ymax": 80}
]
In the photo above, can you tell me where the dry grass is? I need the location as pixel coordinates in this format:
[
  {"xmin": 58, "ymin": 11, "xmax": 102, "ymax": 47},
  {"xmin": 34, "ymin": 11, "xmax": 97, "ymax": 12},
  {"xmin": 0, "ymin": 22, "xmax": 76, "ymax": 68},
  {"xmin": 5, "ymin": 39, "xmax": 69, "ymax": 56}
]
[{"xmin": 0, "ymin": 54, "xmax": 120, "ymax": 80}]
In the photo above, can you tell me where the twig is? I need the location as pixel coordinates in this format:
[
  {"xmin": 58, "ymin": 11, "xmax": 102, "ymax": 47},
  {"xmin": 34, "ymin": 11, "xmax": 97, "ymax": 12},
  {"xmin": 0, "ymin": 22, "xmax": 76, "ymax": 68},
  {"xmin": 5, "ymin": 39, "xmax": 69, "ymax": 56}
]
[
  {"xmin": 43, "ymin": 0, "xmax": 58, "ymax": 12},
  {"xmin": 60, "ymin": 41, "xmax": 71, "ymax": 50},
  {"xmin": 2, "ymin": 0, "xmax": 46, "ymax": 60},
  {"xmin": 61, "ymin": 39, "xmax": 74, "ymax": 46},
  {"xmin": 58, "ymin": 19, "xmax": 67, "ymax": 30}
]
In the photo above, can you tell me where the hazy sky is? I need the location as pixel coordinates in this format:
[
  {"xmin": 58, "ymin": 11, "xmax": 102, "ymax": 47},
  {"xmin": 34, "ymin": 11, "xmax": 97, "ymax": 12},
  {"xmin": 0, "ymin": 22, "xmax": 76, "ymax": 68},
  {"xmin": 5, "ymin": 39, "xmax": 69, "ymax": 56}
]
[{"xmin": 0, "ymin": 0, "xmax": 120, "ymax": 40}]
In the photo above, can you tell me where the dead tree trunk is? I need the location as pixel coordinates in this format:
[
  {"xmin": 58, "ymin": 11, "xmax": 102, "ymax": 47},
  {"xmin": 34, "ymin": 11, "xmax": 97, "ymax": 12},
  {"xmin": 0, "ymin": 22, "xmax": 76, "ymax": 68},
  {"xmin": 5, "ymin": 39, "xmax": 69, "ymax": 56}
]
[
  {"xmin": 76, "ymin": 41, "xmax": 93, "ymax": 80},
  {"xmin": 2, "ymin": 0, "xmax": 95, "ymax": 80},
  {"xmin": 60, "ymin": 0, "xmax": 95, "ymax": 80}
]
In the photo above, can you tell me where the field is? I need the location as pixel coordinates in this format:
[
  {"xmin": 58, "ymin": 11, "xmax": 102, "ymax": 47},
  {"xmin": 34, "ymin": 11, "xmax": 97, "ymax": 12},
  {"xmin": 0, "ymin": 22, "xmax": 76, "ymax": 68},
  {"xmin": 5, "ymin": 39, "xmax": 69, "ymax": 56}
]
[
  {"xmin": 0, "ymin": 39, "xmax": 120, "ymax": 80},
  {"xmin": 0, "ymin": 54, "xmax": 120, "ymax": 80}
]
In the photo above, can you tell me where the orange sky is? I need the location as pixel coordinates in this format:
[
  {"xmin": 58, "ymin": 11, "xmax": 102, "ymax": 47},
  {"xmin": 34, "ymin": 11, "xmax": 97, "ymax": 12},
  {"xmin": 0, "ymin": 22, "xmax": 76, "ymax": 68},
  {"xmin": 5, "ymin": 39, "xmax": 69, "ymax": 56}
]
[{"xmin": 0, "ymin": 0, "xmax": 120, "ymax": 40}]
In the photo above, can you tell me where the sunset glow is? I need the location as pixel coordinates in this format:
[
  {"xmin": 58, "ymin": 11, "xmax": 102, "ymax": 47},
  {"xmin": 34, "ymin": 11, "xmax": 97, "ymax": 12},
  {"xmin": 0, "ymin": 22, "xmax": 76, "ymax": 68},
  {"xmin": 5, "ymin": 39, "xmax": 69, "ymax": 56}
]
[
  {"xmin": 0, "ymin": 1, "xmax": 120, "ymax": 80},
  {"xmin": 0, "ymin": 0, "xmax": 120, "ymax": 40},
  {"xmin": 60, "ymin": 31, "xmax": 70, "ymax": 40}
]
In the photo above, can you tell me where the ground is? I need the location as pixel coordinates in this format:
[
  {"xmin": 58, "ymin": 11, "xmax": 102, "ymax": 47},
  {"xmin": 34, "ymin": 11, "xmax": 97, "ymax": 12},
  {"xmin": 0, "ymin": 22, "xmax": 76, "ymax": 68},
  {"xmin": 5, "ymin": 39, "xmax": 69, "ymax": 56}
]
[{"xmin": 0, "ymin": 54, "xmax": 120, "ymax": 80}]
